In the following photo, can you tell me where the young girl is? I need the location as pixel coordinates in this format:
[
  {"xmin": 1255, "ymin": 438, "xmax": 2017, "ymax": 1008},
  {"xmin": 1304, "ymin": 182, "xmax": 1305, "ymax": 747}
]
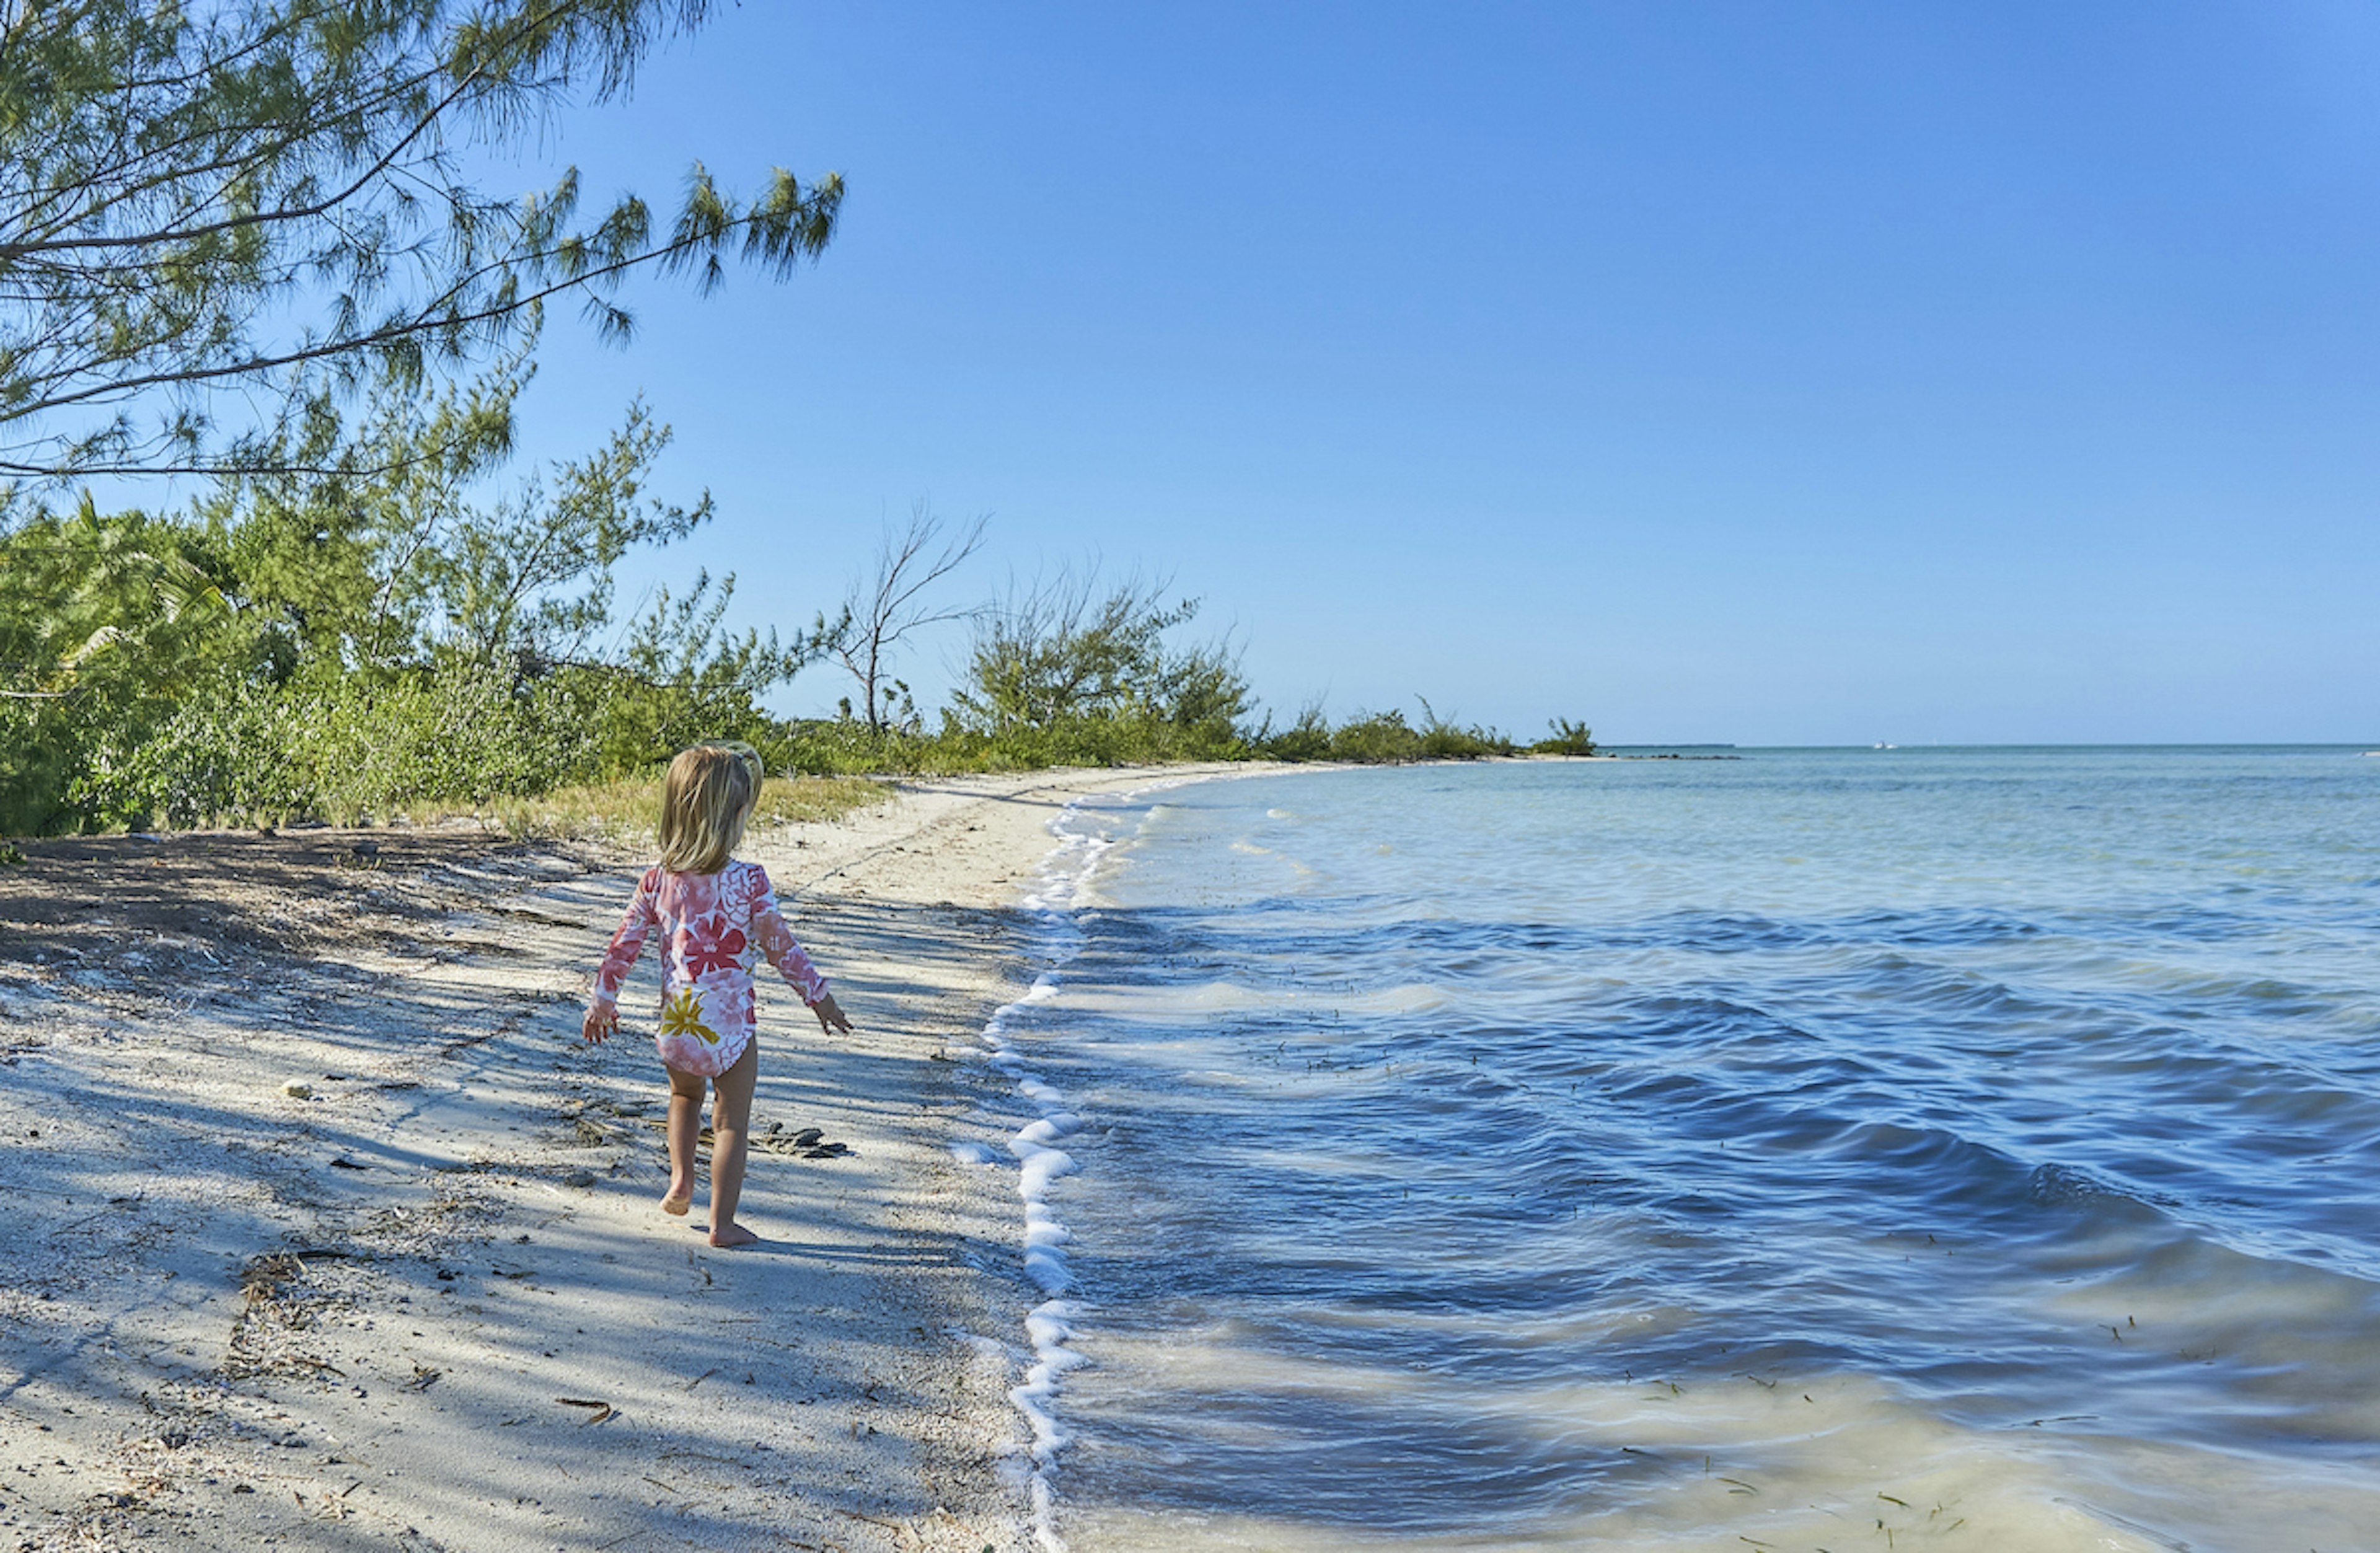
[{"xmin": 581, "ymin": 743, "xmax": 852, "ymax": 1247}]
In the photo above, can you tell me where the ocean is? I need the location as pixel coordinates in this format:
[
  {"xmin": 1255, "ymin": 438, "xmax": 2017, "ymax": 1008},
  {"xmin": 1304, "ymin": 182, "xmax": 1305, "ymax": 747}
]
[{"xmin": 960, "ymin": 749, "xmax": 2380, "ymax": 1552}]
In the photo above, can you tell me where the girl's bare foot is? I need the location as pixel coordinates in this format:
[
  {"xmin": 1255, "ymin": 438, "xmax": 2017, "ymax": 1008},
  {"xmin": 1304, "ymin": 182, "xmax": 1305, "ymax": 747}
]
[
  {"xmin": 708, "ymin": 1221, "xmax": 759, "ymax": 1248},
  {"xmin": 659, "ymin": 1186, "xmax": 694, "ymax": 1216}
]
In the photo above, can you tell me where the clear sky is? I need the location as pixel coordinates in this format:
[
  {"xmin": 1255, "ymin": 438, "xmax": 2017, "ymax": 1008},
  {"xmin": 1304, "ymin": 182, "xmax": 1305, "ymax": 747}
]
[{"xmin": 493, "ymin": 1, "xmax": 2380, "ymax": 745}]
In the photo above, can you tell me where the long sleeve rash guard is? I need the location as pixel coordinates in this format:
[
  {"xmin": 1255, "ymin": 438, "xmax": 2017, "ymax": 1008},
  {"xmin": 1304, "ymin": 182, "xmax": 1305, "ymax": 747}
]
[{"xmin": 591, "ymin": 860, "xmax": 829, "ymax": 1076}]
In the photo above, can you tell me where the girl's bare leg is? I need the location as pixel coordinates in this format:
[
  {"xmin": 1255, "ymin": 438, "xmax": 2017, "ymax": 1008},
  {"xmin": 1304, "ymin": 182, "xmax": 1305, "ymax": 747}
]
[
  {"xmin": 662, "ymin": 1064, "xmax": 705, "ymax": 1215},
  {"xmin": 707, "ymin": 1038, "xmax": 759, "ymax": 1247}
]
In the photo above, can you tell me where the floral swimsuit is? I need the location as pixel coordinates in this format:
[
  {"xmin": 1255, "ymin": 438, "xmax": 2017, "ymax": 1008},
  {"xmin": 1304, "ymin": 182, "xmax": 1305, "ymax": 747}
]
[{"xmin": 591, "ymin": 860, "xmax": 830, "ymax": 1077}]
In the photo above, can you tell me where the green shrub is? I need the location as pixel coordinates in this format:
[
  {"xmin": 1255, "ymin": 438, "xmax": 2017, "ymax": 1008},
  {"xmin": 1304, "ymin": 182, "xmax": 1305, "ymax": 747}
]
[
  {"xmin": 305, "ymin": 668, "xmax": 598, "ymax": 820},
  {"xmin": 1253, "ymin": 703, "xmax": 1333, "ymax": 762},
  {"xmin": 955, "ymin": 710, "xmax": 1246, "ymax": 770},
  {"xmin": 1328, "ymin": 710, "xmax": 1426, "ymax": 763},
  {"xmin": 766, "ymin": 718, "xmax": 935, "ymax": 776},
  {"xmin": 1303, "ymin": 703, "xmax": 1514, "ymax": 765},
  {"xmin": 0, "ymin": 503, "xmax": 248, "ymax": 833},
  {"xmin": 1413, "ymin": 698, "xmax": 1514, "ymax": 759},
  {"xmin": 67, "ymin": 664, "xmax": 604, "ymax": 829},
  {"xmin": 1, "ymin": 698, "xmax": 118, "ymax": 835},
  {"xmin": 953, "ymin": 572, "xmax": 1251, "ymax": 741},
  {"xmin": 1531, "ymin": 718, "xmax": 1597, "ymax": 756},
  {"xmin": 82, "ymin": 675, "xmax": 317, "ymax": 828}
]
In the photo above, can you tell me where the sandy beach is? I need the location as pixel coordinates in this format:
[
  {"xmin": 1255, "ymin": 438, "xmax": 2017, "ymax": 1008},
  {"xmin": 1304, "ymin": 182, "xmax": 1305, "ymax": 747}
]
[{"xmin": 0, "ymin": 766, "xmax": 1238, "ymax": 1553}]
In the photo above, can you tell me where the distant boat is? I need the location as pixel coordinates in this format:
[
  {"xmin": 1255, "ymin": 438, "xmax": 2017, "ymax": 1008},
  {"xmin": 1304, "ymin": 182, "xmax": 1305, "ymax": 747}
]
[{"xmin": 1873, "ymin": 742, "xmax": 1898, "ymax": 750}]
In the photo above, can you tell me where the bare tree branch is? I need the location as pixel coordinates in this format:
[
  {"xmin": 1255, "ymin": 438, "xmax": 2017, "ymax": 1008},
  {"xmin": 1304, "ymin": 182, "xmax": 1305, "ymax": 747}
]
[{"xmin": 831, "ymin": 502, "xmax": 988, "ymax": 733}]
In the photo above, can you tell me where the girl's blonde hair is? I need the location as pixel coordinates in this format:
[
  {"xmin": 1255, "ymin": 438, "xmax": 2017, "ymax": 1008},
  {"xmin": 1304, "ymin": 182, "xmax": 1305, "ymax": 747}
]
[{"xmin": 657, "ymin": 742, "xmax": 763, "ymax": 875}]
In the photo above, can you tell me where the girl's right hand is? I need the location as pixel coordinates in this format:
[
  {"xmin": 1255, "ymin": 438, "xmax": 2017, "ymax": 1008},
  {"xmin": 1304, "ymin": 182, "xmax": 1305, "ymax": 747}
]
[{"xmin": 583, "ymin": 1003, "xmax": 619, "ymax": 1044}]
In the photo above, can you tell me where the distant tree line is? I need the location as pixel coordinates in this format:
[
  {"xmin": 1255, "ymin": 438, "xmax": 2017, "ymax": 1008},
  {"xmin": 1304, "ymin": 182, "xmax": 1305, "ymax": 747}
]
[{"xmin": 0, "ymin": 449, "xmax": 1595, "ymax": 834}]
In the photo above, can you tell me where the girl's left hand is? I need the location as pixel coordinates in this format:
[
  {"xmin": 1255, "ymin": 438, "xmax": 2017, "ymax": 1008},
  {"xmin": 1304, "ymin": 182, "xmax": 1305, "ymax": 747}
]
[
  {"xmin": 811, "ymin": 992, "xmax": 853, "ymax": 1035},
  {"xmin": 582, "ymin": 1003, "xmax": 619, "ymax": 1044}
]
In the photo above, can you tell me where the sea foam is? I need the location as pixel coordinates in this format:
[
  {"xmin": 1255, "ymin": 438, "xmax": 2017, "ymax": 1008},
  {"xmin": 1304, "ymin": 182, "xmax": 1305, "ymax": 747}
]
[{"xmin": 964, "ymin": 776, "xmax": 1204, "ymax": 1552}]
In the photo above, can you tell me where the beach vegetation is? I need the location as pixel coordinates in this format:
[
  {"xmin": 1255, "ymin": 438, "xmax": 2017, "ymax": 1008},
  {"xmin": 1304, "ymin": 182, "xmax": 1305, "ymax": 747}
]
[
  {"xmin": 1532, "ymin": 718, "xmax": 1598, "ymax": 756},
  {"xmin": 1250, "ymin": 700, "xmax": 1335, "ymax": 763},
  {"xmin": 65, "ymin": 661, "xmax": 589, "ymax": 829},
  {"xmin": 1321, "ymin": 709, "xmax": 1426, "ymax": 764},
  {"xmin": 0, "ymin": 368, "xmax": 824, "ymax": 833},
  {"xmin": 1413, "ymin": 698, "xmax": 1517, "ymax": 760},
  {"xmin": 757, "ymin": 709, "xmax": 1249, "ymax": 778},
  {"xmin": 0, "ymin": 476, "xmax": 1590, "ymax": 827},
  {"xmin": 951, "ymin": 566, "xmax": 1252, "ymax": 743},
  {"xmin": 0, "ymin": 498, "xmax": 242, "ymax": 832},
  {"xmin": 1292, "ymin": 702, "xmax": 1515, "ymax": 765},
  {"xmin": 0, "ymin": 451, "xmax": 1587, "ymax": 829}
]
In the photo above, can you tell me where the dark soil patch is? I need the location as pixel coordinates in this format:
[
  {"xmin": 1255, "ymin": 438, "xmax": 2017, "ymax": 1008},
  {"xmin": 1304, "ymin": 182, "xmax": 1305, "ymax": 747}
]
[{"xmin": 0, "ymin": 827, "xmax": 614, "ymax": 976}]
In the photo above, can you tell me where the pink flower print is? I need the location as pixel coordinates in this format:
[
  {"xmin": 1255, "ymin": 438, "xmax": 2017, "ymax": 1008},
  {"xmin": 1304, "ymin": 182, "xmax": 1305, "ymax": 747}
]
[
  {"xmin": 700, "ymin": 979, "xmax": 755, "ymax": 1036},
  {"xmin": 676, "ymin": 913, "xmax": 748, "ymax": 978}
]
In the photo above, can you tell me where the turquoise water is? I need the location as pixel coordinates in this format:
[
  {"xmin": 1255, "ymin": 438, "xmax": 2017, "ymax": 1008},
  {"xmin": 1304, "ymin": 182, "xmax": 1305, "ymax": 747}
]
[{"xmin": 972, "ymin": 749, "xmax": 2380, "ymax": 1552}]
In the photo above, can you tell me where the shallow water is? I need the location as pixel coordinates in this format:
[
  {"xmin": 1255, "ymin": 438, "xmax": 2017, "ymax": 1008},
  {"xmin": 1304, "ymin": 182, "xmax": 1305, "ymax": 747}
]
[{"xmin": 966, "ymin": 749, "xmax": 2380, "ymax": 1552}]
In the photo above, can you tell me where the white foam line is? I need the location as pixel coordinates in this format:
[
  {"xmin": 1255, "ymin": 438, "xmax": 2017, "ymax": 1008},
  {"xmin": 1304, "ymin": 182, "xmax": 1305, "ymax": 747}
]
[{"xmin": 971, "ymin": 777, "xmax": 1199, "ymax": 1553}]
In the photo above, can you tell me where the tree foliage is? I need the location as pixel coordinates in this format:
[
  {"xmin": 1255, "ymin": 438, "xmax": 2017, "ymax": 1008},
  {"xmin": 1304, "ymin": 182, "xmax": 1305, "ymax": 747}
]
[
  {"xmin": 0, "ymin": 495, "xmax": 227, "ymax": 698},
  {"xmin": 0, "ymin": 359, "xmax": 831, "ymax": 830},
  {"xmin": 0, "ymin": 498, "xmax": 236, "ymax": 829},
  {"xmin": 198, "ymin": 351, "xmax": 728, "ymax": 676},
  {"xmin": 0, "ymin": 0, "xmax": 840, "ymax": 488},
  {"xmin": 1532, "ymin": 717, "xmax": 1596, "ymax": 756},
  {"xmin": 953, "ymin": 566, "xmax": 1250, "ymax": 741}
]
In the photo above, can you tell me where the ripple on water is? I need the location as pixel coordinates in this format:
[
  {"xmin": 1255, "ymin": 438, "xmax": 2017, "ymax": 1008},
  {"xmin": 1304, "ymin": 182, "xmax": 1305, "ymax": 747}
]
[{"xmin": 995, "ymin": 753, "xmax": 2380, "ymax": 1551}]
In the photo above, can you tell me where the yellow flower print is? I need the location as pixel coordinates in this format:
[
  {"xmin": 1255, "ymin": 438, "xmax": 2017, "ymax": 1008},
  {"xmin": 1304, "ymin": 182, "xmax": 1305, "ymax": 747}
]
[{"xmin": 659, "ymin": 985, "xmax": 719, "ymax": 1045}]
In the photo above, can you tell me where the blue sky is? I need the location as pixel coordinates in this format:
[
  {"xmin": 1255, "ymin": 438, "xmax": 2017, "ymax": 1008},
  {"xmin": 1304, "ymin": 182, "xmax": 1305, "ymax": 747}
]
[{"xmin": 495, "ymin": 2, "xmax": 2380, "ymax": 744}]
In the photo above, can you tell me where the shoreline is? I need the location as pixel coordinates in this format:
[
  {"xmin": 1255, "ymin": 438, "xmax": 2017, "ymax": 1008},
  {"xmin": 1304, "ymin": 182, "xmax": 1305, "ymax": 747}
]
[{"xmin": 0, "ymin": 763, "xmax": 1260, "ymax": 1552}]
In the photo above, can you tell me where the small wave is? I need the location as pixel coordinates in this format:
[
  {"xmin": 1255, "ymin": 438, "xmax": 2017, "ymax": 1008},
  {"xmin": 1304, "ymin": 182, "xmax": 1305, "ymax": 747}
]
[
  {"xmin": 970, "ymin": 775, "xmax": 1219, "ymax": 1552},
  {"xmin": 2024, "ymin": 1161, "xmax": 2136, "ymax": 1210},
  {"xmin": 969, "ymin": 799, "xmax": 1111, "ymax": 1553}
]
